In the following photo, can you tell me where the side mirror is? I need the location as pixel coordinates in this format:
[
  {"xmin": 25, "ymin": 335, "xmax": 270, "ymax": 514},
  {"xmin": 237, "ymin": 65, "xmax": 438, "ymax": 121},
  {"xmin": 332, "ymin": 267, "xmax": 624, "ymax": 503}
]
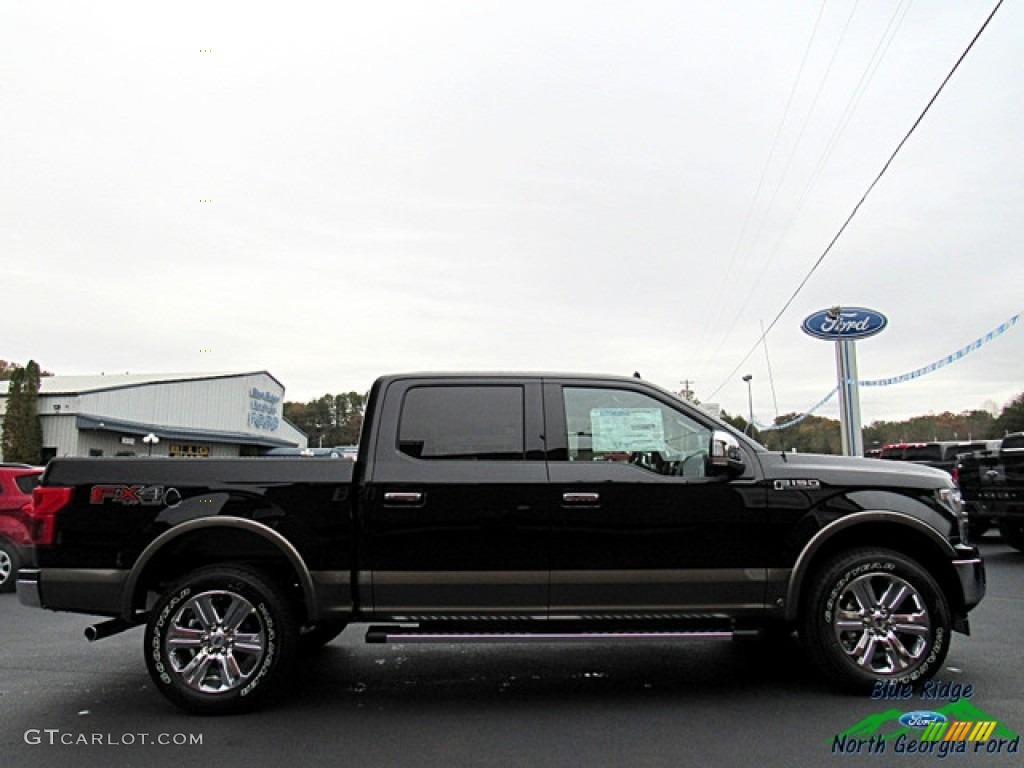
[{"xmin": 708, "ymin": 430, "xmax": 745, "ymax": 477}]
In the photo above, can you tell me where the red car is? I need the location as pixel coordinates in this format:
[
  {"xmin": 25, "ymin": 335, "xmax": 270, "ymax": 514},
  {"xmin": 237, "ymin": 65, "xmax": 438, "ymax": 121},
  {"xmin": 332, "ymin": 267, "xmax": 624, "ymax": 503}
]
[{"xmin": 0, "ymin": 464, "xmax": 42, "ymax": 592}]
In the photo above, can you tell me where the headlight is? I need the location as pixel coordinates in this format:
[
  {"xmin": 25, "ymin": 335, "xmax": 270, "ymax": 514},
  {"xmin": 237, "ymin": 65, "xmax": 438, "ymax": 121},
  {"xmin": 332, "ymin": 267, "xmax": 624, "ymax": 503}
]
[{"xmin": 937, "ymin": 487, "xmax": 969, "ymax": 543}]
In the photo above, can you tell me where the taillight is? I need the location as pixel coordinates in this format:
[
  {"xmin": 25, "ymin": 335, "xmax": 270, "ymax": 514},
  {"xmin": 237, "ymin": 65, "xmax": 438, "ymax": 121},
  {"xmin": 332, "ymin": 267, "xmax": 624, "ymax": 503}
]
[
  {"xmin": 26, "ymin": 486, "xmax": 74, "ymax": 545},
  {"xmin": 951, "ymin": 467, "xmax": 960, "ymax": 485}
]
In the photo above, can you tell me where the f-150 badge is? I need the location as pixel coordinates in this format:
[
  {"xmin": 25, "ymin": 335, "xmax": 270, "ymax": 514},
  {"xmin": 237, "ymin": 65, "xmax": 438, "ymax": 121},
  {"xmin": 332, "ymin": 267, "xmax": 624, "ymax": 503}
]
[{"xmin": 773, "ymin": 479, "xmax": 821, "ymax": 490}]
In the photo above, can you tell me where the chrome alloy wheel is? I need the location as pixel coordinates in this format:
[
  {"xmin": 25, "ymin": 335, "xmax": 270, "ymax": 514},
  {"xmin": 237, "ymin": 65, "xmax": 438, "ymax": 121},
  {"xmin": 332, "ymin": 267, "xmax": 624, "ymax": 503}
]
[
  {"xmin": 0, "ymin": 549, "xmax": 12, "ymax": 586},
  {"xmin": 164, "ymin": 590, "xmax": 267, "ymax": 694},
  {"xmin": 832, "ymin": 573, "xmax": 931, "ymax": 675}
]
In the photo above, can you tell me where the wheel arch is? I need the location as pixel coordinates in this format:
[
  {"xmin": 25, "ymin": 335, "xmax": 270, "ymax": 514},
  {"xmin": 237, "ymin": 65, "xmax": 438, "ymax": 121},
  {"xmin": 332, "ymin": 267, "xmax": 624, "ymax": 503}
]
[
  {"xmin": 783, "ymin": 511, "xmax": 966, "ymax": 623},
  {"xmin": 122, "ymin": 517, "xmax": 318, "ymax": 625}
]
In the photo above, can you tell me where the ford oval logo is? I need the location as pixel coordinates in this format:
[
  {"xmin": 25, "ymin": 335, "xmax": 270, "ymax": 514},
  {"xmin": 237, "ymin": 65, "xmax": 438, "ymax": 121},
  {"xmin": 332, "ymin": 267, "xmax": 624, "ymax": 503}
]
[
  {"xmin": 802, "ymin": 307, "xmax": 888, "ymax": 340},
  {"xmin": 899, "ymin": 711, "xmax": 948, "ymax": 729}
]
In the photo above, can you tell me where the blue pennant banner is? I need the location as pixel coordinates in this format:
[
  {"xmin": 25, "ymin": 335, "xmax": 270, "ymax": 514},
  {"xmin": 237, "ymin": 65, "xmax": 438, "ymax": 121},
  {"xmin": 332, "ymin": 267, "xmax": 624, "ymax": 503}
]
[{"xmin": 754, "ymin": 312, "xmax": 1021, "ymax": 432}]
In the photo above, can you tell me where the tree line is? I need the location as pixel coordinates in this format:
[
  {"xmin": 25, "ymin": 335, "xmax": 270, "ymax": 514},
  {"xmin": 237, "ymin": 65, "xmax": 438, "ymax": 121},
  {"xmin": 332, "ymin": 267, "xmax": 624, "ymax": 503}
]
[
  {"xmin": 285, "ymin": 387, "xmax": 1024, "ymax": 456},
  {"xmin": 283, "ymin": 392, "xmax": 366, "ymax": 447},
  {"xmin": 4, "ymin": 355, "xmax": 1020, "ymax": 458},
  {"xmin": 721, "ymin": 391, "xmax": 1024, "ymax": 454}
]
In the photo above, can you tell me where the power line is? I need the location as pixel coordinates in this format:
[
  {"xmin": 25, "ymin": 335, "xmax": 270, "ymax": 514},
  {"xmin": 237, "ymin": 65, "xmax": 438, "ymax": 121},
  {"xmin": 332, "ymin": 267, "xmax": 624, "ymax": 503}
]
[
  {"xmin": 703, "ymin": 0, "xmax": 858, "ymax": 367},
  {"xmin": 725, "ymin": 0, "xmax": 915, "ymax": 343},
  {"xmin": 706, "ymin": 0, "xmax": 1006, "ymax": 402},
  {"xmin": 698, "ymin": 0, "xmax": 828, "ymax": 361}
]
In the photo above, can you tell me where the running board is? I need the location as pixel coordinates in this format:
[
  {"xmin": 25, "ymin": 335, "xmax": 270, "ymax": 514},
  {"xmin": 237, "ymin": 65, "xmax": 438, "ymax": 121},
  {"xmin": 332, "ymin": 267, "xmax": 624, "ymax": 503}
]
[{"xmin": 366, "ymin": 625, "xmax": 738, "ymax": 644}]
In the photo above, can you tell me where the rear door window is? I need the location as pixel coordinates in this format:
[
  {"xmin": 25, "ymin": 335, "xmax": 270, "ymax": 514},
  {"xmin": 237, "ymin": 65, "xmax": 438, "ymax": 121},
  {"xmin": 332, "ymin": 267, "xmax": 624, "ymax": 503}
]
[{"xmin": 398, "ymin": 386, "xmax": 525, "ymax": 461}]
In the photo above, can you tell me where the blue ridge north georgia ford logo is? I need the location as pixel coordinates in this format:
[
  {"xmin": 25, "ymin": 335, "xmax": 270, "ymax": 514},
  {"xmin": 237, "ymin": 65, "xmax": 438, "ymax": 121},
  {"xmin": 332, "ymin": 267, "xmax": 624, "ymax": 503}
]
[{"xmin": 802, "ymin": 307, "xmax": 888, "ymax": 340}]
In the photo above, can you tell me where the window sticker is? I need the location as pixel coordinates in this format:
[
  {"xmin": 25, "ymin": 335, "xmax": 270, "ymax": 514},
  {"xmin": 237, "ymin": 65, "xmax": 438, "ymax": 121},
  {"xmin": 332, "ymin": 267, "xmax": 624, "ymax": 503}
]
[{"xmin": 591, "ymin": 408, "xmax": 665, "ymax": 452}]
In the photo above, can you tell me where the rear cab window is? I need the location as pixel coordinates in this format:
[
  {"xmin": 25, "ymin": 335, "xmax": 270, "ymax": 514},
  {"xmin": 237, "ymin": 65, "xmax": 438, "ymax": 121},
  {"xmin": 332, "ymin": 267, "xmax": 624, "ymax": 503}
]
[{"xmin": 398, "ymin": 385, "xmax": 525, "ymax": 461}]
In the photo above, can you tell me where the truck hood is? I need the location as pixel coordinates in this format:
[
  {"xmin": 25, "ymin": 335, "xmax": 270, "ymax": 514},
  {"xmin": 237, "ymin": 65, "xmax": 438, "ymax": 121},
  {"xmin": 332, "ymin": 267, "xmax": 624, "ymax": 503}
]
[{"xmin": 756, "ymin": 451, "xmax": 954, "ymax": 490}]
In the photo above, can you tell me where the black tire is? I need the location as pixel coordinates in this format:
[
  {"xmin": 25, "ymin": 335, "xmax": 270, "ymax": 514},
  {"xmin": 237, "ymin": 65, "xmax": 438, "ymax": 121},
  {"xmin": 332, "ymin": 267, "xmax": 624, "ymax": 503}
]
[
  {"xmin": 298, "ymin": 621, "xmax": 347, "ymax": 653},
  {"xmin": 144, "ymin": 565, "xmax": 297, "ymax": 714},
  {"xmin": 0, "ymin": 539, "xmax": 20, "ymax": 593},
  {"xmin": 998, "ymin": 519, "xmax": 1024, "ymax": 552},
  {"xmin": 801, "ymin": 548, "xmax": 951, "ymax": 692}
]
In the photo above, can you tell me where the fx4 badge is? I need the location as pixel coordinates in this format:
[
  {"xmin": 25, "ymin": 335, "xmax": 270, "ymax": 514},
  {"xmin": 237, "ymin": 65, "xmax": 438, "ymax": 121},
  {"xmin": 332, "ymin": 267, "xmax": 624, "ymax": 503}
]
[
  {"xmin": 773, "ymin": 479, "xmax": 821, "ymax": 491},
  {"xmin": 90, "ymin": 485, "xmax": 180, "ymax": 506}
]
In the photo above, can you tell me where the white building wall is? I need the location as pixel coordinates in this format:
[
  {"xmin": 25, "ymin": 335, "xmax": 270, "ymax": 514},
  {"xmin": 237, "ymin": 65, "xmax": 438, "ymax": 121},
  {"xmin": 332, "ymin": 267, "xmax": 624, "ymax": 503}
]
[
  {"xmin": 0, "ymin": 406, "xmax": 79, "ymax": 461},
  {"xmin": 76, "ymin": 430, "xmax": 136, "ymax": 457},
  {"xmin": 207, "ymin": 442, "xmax": 240, "ymax": 458},
  {"xmin": 73, "ymin": 432, "xmax": 243, "ymax": 458},
  {"xmin": 4, "ymin": 372, "xmax": 305, "ymax": 460},
  {"xmin": 42, "ymin": 414, "xmax": 80, "ymax": 458},
  {"xmin": 77, "ymin": 373, "xmax": 284, "ymax": 439}
]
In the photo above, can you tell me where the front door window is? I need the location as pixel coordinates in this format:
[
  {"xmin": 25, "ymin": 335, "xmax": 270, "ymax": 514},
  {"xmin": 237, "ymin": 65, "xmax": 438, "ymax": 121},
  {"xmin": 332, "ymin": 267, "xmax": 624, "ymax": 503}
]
[{"xmin": 563, "ymin": 387, "xmax": 711, "ymax": 478}]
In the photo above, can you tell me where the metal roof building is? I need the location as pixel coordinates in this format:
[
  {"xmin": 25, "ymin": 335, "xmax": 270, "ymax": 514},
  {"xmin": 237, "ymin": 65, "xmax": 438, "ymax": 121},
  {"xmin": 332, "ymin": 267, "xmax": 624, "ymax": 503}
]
[{"xmin": 0, "ymin": 371, "xmax": 307, "ymax": 461}]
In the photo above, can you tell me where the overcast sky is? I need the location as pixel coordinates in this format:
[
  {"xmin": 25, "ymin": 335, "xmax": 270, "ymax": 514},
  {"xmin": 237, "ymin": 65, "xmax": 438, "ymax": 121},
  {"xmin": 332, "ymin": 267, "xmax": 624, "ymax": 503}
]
[{"xmin": 2, "ymin": 0, "xmax": 1022, "ymax": 427}]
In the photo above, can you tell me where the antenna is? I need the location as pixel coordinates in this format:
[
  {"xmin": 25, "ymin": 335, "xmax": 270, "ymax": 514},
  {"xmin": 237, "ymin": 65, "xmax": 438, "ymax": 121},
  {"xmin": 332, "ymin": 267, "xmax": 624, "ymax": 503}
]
[{"xmin": 761, "ymin": 319, "xmax": 780, "ymax": 422}]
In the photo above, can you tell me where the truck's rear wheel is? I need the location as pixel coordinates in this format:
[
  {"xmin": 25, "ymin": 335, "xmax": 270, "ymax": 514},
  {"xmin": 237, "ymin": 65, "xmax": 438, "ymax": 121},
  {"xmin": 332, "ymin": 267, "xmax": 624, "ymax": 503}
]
[
  {"xmin": 801, "ymin": 548, "xmax": 951, "ymax": 691},
  {"xmin": 144, "ymin": 565, "xmax": 297, "ymax": 714},
  {"xmin": 998, "ymin": 519, "xmax": 1024, "ymax": 552}
]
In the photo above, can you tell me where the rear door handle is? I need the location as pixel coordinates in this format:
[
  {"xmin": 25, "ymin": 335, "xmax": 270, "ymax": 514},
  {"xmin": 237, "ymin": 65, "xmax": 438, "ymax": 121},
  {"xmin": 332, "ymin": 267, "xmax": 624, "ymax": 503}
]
[
  {"xmin": 562, "ymin": 492, "xmax": 600, "ymax": 505},
  {"xmin": 383, "ymin": 491, "xmax": 424, "ymax": 505}
]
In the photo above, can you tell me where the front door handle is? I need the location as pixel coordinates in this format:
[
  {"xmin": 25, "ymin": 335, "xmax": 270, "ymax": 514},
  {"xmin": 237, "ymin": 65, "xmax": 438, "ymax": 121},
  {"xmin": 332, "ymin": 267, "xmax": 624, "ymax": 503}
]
[
  {"xmin": 384, "ymin": 491, "xmax": 424, "ymax": 505},
  {"xmin": 562, "ymin": 492, "xmax": 600, "ymax": 505}
]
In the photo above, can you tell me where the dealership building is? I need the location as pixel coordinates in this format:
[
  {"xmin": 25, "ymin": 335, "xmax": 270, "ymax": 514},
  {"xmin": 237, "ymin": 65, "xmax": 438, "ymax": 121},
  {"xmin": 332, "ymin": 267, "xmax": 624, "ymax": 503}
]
[{"xmin": 0, "ymin": 371, "xmax": 307, "ymax": 462}]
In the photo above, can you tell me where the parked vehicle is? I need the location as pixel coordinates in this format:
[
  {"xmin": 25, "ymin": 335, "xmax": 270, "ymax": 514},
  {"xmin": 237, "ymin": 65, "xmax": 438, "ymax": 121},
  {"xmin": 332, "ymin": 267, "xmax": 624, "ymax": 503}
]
[
  {"xmin": 879, "ymin": 443, "xmax": 911, "ymax": 460},
  {"xmin": 956, "ymin": 433, "xmax": 1024, "ymax": 550},
  {"xmin": 263, "ymin": 446, "xmax": 357, "ymax": 459},
  {"xmin": 17, "ymin": 373, "xmax": 985, "ymax": 714},
  {"xmin": 880, "ymin": 441, "xmax": 989, "ymax": 475},
  {"xmin": 0, "ymin": 464, "xmax": 43, "ymax": 592},
  {"xmin": 903, "ymin": 442, "xmax": 961, "ymax": 473}
]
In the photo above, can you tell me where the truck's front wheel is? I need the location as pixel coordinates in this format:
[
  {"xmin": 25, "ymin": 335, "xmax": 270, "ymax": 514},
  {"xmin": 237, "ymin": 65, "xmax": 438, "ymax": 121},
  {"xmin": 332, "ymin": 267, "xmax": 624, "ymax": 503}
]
[
  {"xmin": 144, "ymin": 565, "xmax": 297, "ymax": 714},
  {"xmin": 801, "ymin": 548, "xmax": 951, "ymax": 691}
]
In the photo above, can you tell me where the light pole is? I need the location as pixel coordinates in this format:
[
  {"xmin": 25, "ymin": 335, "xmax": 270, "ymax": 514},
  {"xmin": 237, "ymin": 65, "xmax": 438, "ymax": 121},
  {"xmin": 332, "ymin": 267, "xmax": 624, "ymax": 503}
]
[
  {"xmin": 742, "ymin": 374, "xmax": 754, "ymax": 435},
  {"xmin": 143, "ymin": 433, "xmax": 160, "ymax": 456}
]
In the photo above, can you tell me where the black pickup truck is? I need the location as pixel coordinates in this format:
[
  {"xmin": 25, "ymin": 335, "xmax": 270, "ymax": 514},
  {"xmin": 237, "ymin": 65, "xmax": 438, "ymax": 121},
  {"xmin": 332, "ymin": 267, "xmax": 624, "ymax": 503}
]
[
  {"xmin": 18, "ymin": 373, "xmax": 985, "ymax": 714},
  {"xmin": 956, "ymin": 432, "xmax": 1024, "ymax": 551}
]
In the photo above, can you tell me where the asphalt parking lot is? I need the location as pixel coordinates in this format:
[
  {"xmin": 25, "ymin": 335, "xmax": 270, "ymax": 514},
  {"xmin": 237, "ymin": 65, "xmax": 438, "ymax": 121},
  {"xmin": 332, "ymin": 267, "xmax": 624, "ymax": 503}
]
[{"xmin": 2, "ymin": 535, "xmax": 1021, "ymax": 768}]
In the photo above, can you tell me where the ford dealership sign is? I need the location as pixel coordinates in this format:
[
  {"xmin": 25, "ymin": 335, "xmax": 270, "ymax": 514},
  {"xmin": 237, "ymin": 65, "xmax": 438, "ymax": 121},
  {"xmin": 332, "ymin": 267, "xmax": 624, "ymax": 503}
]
[{"xmin": 802, "ymin": 307, "xmax": 888, "ymax": 340}]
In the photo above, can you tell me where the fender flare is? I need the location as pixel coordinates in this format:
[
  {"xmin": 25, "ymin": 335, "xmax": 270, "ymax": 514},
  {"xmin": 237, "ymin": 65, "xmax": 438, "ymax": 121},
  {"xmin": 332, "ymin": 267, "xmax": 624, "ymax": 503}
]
[
  {"xmin": 783, "ymin": 509, "xmax": 958, "ymax": 622},
  {"xmin": 121, "ymin": 516, "xmax": 318, "ymax": 623}
]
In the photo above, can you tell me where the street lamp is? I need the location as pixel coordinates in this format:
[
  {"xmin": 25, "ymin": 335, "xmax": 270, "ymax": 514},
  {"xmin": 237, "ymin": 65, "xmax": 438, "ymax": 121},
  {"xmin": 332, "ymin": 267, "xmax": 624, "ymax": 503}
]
[
  {"xmin": 143, "ymin": 433, "xmax": 160, "ymax": 456},
  {"xmin": 742, "ymin": 374, "xmax": 754, "ymax": 435}
]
